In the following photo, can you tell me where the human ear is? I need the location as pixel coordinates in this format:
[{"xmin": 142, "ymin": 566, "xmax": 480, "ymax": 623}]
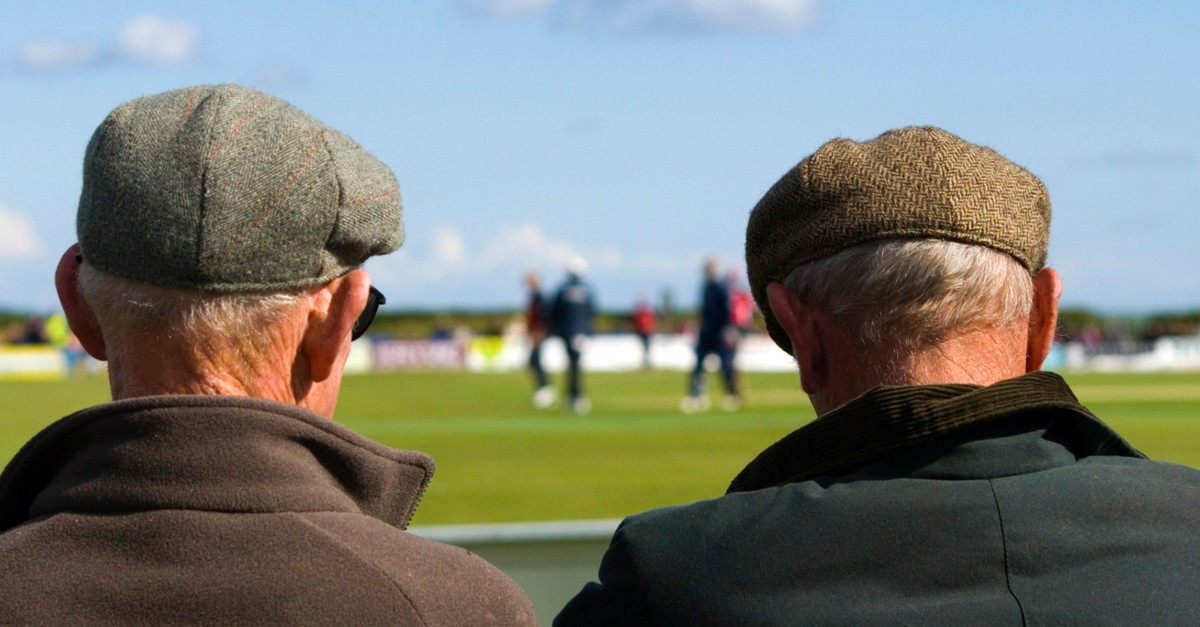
[
  {"xmin": 1026, "ymin": 267, "xmax": 1062, "ymax": 372},
  {"xmin": 301, "ymin": 269, "xmax": 370, "ymax": 383},
  {"xmin": 766, "ymin": 282, "xmax": 825, "ymax": 394},
  {"xmin": 54, "ymin": 244, "xmax": 107, "ymax": 360}
]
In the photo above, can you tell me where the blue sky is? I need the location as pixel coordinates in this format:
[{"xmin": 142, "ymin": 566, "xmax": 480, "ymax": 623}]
[{"xmin": 1, "ymin": 1, "xmax": 1198, "ymax": 315}]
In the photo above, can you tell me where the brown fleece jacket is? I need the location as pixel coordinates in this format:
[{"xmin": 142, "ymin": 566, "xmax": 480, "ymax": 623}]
[{"xmin": 0, "ymin": 395, "xmax": 536, "ymax": 625}]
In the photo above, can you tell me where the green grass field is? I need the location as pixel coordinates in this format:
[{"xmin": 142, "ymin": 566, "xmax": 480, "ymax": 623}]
[{"xmin": 2, "ymin": 369, "xmax": 1199, "ymax": 525}]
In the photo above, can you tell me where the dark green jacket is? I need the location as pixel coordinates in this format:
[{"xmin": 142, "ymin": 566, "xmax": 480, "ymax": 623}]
[
  {"xmin": 556, "ymin": 372, "xmax": 1200, "ymax": 626},
  {"xmin": 0, "ymin": 395, "xmax": 535, "ymax": 626}
]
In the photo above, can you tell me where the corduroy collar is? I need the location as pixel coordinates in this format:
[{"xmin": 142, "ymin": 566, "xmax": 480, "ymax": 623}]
[
  {"xmin": 0, "ymin": 395, "xmax": 434, "ymax": 532},
  {"xmin": 727, "ymin": 371, "xmax": 1142, "ymax": 493}
]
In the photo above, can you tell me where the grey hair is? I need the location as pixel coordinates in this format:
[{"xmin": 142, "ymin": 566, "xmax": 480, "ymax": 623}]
[
  {"xmin": 782, "ymin": 239, "xmax": 1034, "ymax": 354},
  {"xmin": 77, "ymin": 264, "xmax": 307, "ymax": 357}
]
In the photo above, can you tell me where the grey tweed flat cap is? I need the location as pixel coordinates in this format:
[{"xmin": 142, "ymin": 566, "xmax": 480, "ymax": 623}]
[
  {"xmin": 77, "ymin": 83, "xmax": 403, "ymax": 292},
  {"xmin": 746, "ymin": 126, "xmax": 1051, "ymax": 355}
]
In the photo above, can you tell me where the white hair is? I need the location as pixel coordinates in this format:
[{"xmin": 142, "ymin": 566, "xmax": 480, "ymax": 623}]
[
  {"xmin": 782, "ymin": 239, "xmax": 1034, "ymax": 354},
  {"xmin": 568, "ymin": 256, "xmax": 588, "ymax": 277},
  {"xmin": 77, "ymin": 265, "xmax": 307, "ymax": 363}
]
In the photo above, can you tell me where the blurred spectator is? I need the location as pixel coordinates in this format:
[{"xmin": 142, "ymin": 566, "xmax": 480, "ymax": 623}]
[
  {"xmin": 630, "ymin": 295, "xmax": 656, "ymax": 370},
  {"xmin": 525, "ymin": 271, "xmax": 554, "ymax": 408},
  {"xmin": 16, "ymin": 316, "xmax": 48, "ymax": 345},
  {"xmin": 549, "ymin": 258, "xmax": 596, "ymax": 415},
  {"xmin": 681, "ymin": 258, "xmax": 741, "ymax": 413}
]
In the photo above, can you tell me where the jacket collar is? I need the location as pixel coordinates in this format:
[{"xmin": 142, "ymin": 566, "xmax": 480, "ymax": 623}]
[
  {"xmin": 0, "ymin": 395, "xmax": 434, "ymax": 531},
  {"xmin": 727, "ymin": 371, "xmax": 1142, "ymax": 493}
]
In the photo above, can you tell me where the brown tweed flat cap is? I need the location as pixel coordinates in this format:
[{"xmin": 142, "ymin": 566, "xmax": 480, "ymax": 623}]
[
  {"xmin": 77, "ymin": 83, "xmax": 403, "ymax": 293},
  {"xmin": 745, "ymin": 126, "xmax": 1050, "ymax": 354}
]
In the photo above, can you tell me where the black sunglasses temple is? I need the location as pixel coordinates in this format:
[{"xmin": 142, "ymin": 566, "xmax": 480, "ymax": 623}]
[{"xmin": 351, "ymin": 286, "xmax": 386, "ymax": 341}]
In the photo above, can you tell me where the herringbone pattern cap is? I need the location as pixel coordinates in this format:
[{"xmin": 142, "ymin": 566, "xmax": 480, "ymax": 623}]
[
  {"xmin": 745, "ymin": 126, "xmax": 1050, "ymax": 354},
  {"xmin": 77, "ymin": 84, "xmax": 403, "ymax": 292}
]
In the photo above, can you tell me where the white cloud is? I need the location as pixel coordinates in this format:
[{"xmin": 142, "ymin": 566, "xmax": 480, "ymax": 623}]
[
  {"xmin": 463, "ymin": 0, "xmax": 821, "ymax": 33},
  {"xmin": 371, "ymin": 222, "xmax": 722, "ymax": 307},
  {"xmin": 388, "ymin": 223, "xmax": 609, "ymax": 289},
  {"xmin": 12, "ymin": 40, "xmax": 101, "ymax": 71},
  {"xmin": 0, "ymin": 205, "xmax": 41, "ymax": 259},
  {"xmin": 431, "ymin": 227, "xmax": 469, "ymax": 267},
  {"xmin": 115, "ymin": 15, "xmax": 200, "ymax": 64},
  {"xmin": 478, "ymin": 224, "xmax": 583, "ymax": 269},
  {"xmin": 463, "ymin": 0, "xmax": 557, "ymax": 18},
  {"xmin": 674, "ymin": 0, "xmax": 820, "ymax": 32},
  {"xmin": 438, "ymin": 224, "xmax": 675, "ymax": 276},
  {"xmin": 6, "ymin": 15, "xmax": 199, "ymax": 72}
]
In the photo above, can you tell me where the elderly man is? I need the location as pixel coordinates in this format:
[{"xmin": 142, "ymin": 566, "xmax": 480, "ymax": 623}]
[
  {"xmin": 556, "ymin": 127, "xmax": 1200, "ymax": 625},
  {"xmin": 0, "ymin": 84, "xmax": 535, "ymax": 625}
]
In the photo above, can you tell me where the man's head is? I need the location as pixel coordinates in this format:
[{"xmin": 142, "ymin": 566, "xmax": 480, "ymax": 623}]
[
  {"xmin": 703, "ymin": 257, "xmax": 720, "ymax": 280},
  {"xmin": 745, "ymin": 126, "xmax": 1061, "ymax": 412},
  {"xmin": 56, "ymin": 84, "xmax": 403, "ymax": 416},
  {"xmin": 568, "ymin": 257, "xmax": 588, "ymax": 279}
]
